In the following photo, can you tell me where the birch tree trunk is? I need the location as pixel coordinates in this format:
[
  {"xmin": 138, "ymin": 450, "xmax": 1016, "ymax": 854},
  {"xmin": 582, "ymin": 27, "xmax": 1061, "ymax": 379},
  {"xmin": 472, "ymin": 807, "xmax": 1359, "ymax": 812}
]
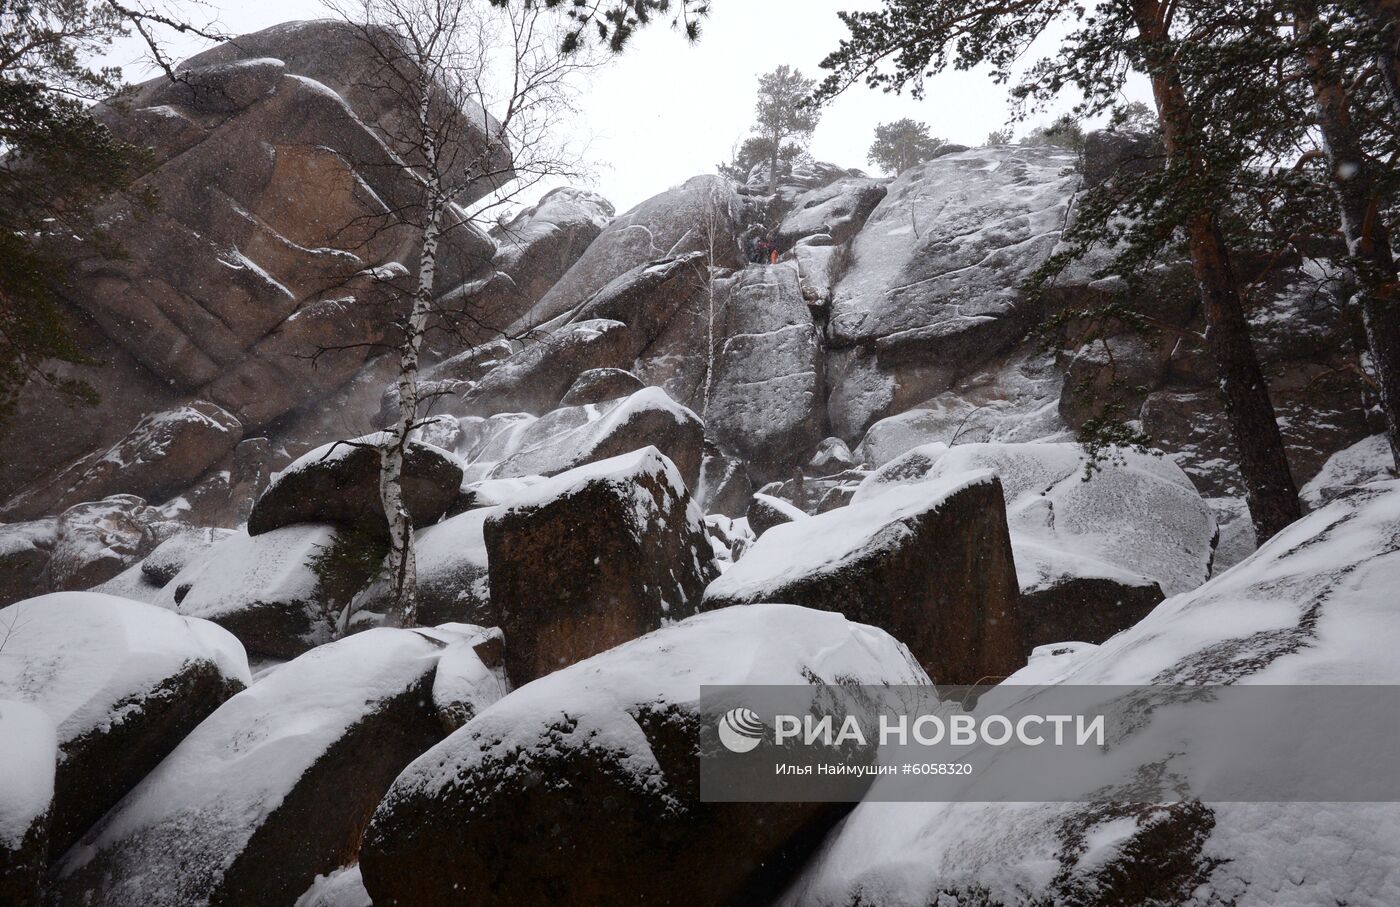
[
  {"xmin": 1296, "ymin": 3, "xmax": 1400, "ymax": 471},
  {"xmin": 1132, "ymin": 0, "xmax": 1302, "ymax": 541},
  {"xmin": 381, "ymin": 74, "xmax": 443, "ymax": 628}
]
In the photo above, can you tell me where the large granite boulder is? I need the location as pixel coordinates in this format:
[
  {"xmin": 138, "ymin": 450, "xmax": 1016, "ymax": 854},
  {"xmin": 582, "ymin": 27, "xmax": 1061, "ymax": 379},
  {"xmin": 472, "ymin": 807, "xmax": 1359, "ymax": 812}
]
[
  {"xmin": 0, "ymin": 402, "xmax": 242, "ymax": 521},
  {"xmin": 51, "ymin": 627, "xmax": 468, "ymax": 907},
  {"xmin": 705, "ymin": 472, "xmax": 1023, "ymax": 685},
  {"xmin": 0, "ymin": 701, "xmax": 56, "ymax": 907},
  {"xmin": 513, "ymin": 175, "xmax": 745, "ymax": 330},
  {"xmin": 484, "ymin": 448, "xmax": 718, "ymax": 685},
  {"xmin": 559, "ymin": 367, "xmax": 646, "ymax": 406},
  {"xmin": 247, "ymin": 433, "xmax": 463, "ymax": 536},
  {"xmin": 826, "ymin": 146, "xmax": 1080, "ymax": 439},
  {"xmin": 359, "ymin": 604, "xmax": 930, "ymax": 907},
  {"xmin": 0, "ymin": 593, "xmax": 248, "ymax": 861},
  {"xmin": 92, "ymin": 527, "xmax": 237, "ymax": 604},
  {"xmin": 783, "ymin": 480, "xmax": 1400, "ymax": 907}
]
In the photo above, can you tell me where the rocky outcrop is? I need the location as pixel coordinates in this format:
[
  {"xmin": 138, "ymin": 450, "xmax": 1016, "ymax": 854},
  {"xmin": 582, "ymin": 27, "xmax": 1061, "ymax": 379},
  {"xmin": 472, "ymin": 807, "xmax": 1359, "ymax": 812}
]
[
  {"xmin": 51, "ymin": 628, "xmax": 459, "ymax": 907},
  {"xmin": 826, "ymin": 146, "xmax": 1080, "ymax": 439},
  {"xmin": 455, "ymin": 319, "xmax": 632, "ymax": 417},
  {"xmin": 514, "ymin": 175, "xmax": 744, "ymax": 330},
  {"xmin": 484, "ymin": 448, "xmax": 718, "ymax": 685},
  {"xmin": 0, "ymin": 593, "xmax": 248, "ymax": 860},
  {"xmin": 775, "ymin": 175, "xmax": 888, "ymax": 250},
  {"xmin": 746, "ymin": 492, "xmax": 807, "ymax": 538},
  {"xmin": 705, "ymin": 473, "xmax": 1023, "ymax": 685},
  {"xmin": 559, "ymin": 367, "xmax": 646, "ymax": 406},
  {"xmin": 359, "ymin": 604, "xmax": 929, "ymax": 907},
  {"xmin": 247, "ymin": 434, "xmax": 463, "ymax": 537}
]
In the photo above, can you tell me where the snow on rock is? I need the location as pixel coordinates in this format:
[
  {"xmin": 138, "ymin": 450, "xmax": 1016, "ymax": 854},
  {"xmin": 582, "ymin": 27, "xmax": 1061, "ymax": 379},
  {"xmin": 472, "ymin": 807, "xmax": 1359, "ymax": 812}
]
[
  {"xmin": 295, "ymin": 865, "xmax": 371, "ymax": 907},
  {"xmin": 826, "ymin": 146, "xmax": 1080, "ymax": 438},
  {"xmin": 0, "ymin": 593, "xmax": 247, "ymax": 860},
  {"xmin": 248, "ymin": 432, "xmax": 463, "ymax": 536},
  {"xmin": 52, "ymin": 627, "xmax": 457, "ymax": 907},
  {"xmin": 485, "ymin": 447, "xmax": 718, "ymax": 685},
  {"xmin": 431, "ymin": 626, "xmax": 508, "ymax": 731},
  {"xmin": 455, "ymin": 319, "xmax": 632, "ymax": 418},
  {"xmin": 359, "ymin": 604, "xmax": 929, "ymax": 907},
  {"xmin": 350, "ymin": 508, "xmax": 497, "ymax": 628},
  {"xmin": 1300, "ymin": 433, "xmax": 1396, "ymax": 510},
  {"xmin": 696, "ymin": 442, "xmax": 753, "ymax": 518},
  {"xmin": 559, "ymin": 367, "xmax": 646, "ymax": 406},
  {"xmin": 161, "ymin": 525, "xmax": 358, "ymax": 658},
  {"xmin": 453, "ymin": 412, "xmax": 540, "ymax": 482},
  {"xmin": 488, "ymin": 386, "xmax": 706, "ymax": 491},
  {"xmin": 776, "ymin": 176, "xmax": 889, "ymax": 250},
  {"xmin": 705, "ymin": 472, "xmax": 1022, "ymax": 684},
  {"xmin": 0, "ymin": 518, "xmax": 59, "ymax": 608},
  {"xmin": 855, "ymin": 441, "xmax": 1215, "ymax": 598},
  {"xmin": 0, "ymin": 701, "xmax": 56, "ymax": 906},
  {"xmin": 746, "ymin": 491, "xmax": 808, "ymax": 538},
  {"xmin": 781, "ymin": 480, "xmax": 1400, "ymax": 907},
  {"xmin": 93, "ymin": 527, "xmax": 236, "ymax": 604}
]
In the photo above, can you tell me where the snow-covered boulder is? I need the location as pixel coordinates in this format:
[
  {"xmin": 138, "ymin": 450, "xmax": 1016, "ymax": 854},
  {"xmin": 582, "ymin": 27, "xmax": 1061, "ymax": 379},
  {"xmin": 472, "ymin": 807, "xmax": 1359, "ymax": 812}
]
[
  {"xmin": 488, "ymin": 187, "xmax": 614, "ymax": 307},
  {"xmin": 747, "ymin": 491, "xmax": 807, "ymax": 538},
  {"xmin": 781, "ymin": 480, "xmax": 1400, "ymax": 907},
  {"xmin": 93, "ymin": 527, "xmax": 236, "ymax": 604},
  {"xmin": 0, "ymin": 701, "xmax": 56, "ymax": 906},
  {"xmin": 559, "ymin": 367, "xmax": 645, "ymax": 406},
  {"xmin": 488, "ymin": 387, "xmax": 706, "ymax": 491},
  {"xmin": 826, "ymin": 146, "xmax": 1080, "ymax": 439},
  {"xmin": 349, "ymin": 508, "xmax": 496, "ymax": 628},
  {"xmin": 455, "ymin": 319, "xmax": 632, "ymax": 417},
  {"xmin": 564, "ymin": 252, "xmax": 710, "ymax": 358},
  {"xmin": 705, "ymin": 473, "xmax": 1022, "ymax": 685},
  {"xmin": 295, "ymin": 865, "xmax": 371, "ymax": 907},
  {"xmin": 248, "ymin": 433, "xmax": 463, "ymax": 537},
  {"xmin": 485, "ymin": 448, "xmax": 718, "ymax": 684},
  {"xmin": 0, "ymin": 593, "xmax": 248, "ymax": 860},
  {"xmin": 52, "ymin": 627, "xmax": 461, "ymax": 907},
  {"xmin": 359, "ymin": 604, "xmax": 930, "ymax": 907},
  {"xmin": 0, "ymin": 519, "xmax": 58, "ymax": 608},
  {"xmin": 1300, "ymin": 433, "xmax": 1396, "ymax": 509},
  {"xmin": 431, "ymin": 626, "xmax": 508, "ymax": 731},
  {"xmin": 855, "ymin": 441, "xmax": 1216, "ymax": 595},
  {"xmin": 162, "ymin": 525, "xmax": 366, "ymax": 658}
]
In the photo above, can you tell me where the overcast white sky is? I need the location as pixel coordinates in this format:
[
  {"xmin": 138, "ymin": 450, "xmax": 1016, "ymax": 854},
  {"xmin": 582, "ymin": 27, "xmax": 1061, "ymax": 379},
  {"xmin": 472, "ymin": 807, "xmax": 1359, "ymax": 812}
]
[{"xmin": 108, "ymin": 1, "xmax": 1132, "ymax": 213}]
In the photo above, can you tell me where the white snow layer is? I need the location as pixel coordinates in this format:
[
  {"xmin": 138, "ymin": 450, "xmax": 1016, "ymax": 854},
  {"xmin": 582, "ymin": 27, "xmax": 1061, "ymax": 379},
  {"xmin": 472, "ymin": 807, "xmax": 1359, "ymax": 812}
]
[
  {"xmin": 383, "ymin": 604, "xmax": 930, "ymax": 805},
  {"xmin": 0, "ymin": 700, "xmax": 57, "ymax": 847},
  {"xmin": 54, "ymin": 628, "xmax": 459, "ymax": 901},
  {"xmin": 0, "ymin": 592, "xmax": 249, "ymax": 748},
  {"xmin": 158, "ymin": 524, "xmax": 331, "ymax": 621},
  {"xmin": 853, "ymin": 441, "xmax": 1215, "ymax": 596},
  {"xmin": 781, "ymin": 479, "xmax": 1400, "ymax": 907},
  {"xmin": 295, "ymin": 864, "xmax": 371, "ymax": 907},
  {"xmin": 1301, "ymin": 433, "xmax": 1395, "ymax": 509},
  {"xmin": 707, "ymin": 472, "xmax": 997, "ymax": 601}
]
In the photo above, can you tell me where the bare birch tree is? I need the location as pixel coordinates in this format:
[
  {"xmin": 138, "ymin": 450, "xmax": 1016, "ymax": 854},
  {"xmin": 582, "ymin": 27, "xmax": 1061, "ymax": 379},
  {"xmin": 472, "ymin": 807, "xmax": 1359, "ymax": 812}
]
[{"xmin": 324, "ymin": 0, "xmax": 595, "ymax": 627}]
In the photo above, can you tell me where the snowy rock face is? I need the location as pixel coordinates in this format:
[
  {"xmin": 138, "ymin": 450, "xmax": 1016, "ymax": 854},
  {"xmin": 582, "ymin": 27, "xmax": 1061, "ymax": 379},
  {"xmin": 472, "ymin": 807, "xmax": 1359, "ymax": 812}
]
[
  {"xmin": 0, "ymin": 701, "xmax": 56, "ymax": 907},
  {"xmin": 1301, "ymin": 433, "xmax": 1396, "ymax": 509},
  {"xmin": 783, "ymin": 480, "xmax": 1400, "ymax": 907},
  {"xmin": 247, "ymin": 433, "xmax": 464, "ymax": 537},
  {"xmin": 52, "ymin": 627, "xmax": 458, "ymax": 907},
  {"xmin": 359, "ymin": 604, "xmax": 929, "ymax": 907},
  {"xmin": 705, "ymin": 473, "xmax": 1023, "ymax": 685},
  {"xmin": 827, "ymin": 146, "xmax": 1081, "ymax": 438},
  {"xmin": 775, "ymin": 176, "xmax": 889, "ymax": 250},
  {"xmin": 0, "ymin": 593, "xmax": 248, "ymax": 861},
  {"xmin": 484, "ymin": 448, "xmax": 719, "ymax": 685},
  {"xmin": 456, "ymin": 319, "xmax": 632, "ymax": 417},
  {"xmin": 515, "ymin": 175, "xmax": 745, "ymax": 330},
  {"xmin": 747, "ymin": 491, "xmax": 807, "ymax": 538},
  {"xmin": 92, "ymin": 527, "xmax": 236, "ymax": 604},
  {"xmin": 559, "ymin": 367, "xmax": 646, "ymax": 406}
]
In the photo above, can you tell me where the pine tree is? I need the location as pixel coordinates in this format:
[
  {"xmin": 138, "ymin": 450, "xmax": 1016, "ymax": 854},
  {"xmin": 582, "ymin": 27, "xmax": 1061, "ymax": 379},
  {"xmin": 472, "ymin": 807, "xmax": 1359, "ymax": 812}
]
[
  {"xmin": 867, "ymin": 118, "xmax": 946, "ymax": 175},
  {"xmin": 752, "ymin": 65, "xmax": 821, "ymax": 192}
]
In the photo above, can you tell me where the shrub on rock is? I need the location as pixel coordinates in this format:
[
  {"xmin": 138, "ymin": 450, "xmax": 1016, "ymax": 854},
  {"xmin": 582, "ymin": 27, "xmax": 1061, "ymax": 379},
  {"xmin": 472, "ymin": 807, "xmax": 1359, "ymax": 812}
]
[
  {"xmin": 359, "ymin": 604, "xmax": 929, "ymax": 907},
  {"xmin": 0, "ymin": 593, "xmax": 248, "ymax": 861},
  {"xmin": 247, "ymin": 433, "xmax": 463, "ymax": 537},
  {"xmin": 485, "ymin": 447, "xmax": 718, "ymax": 685},
  {"xmin": 706, "ymin": 473, "xmax": 1022, "ymax": 685},
  {"xmin": 51, "ymin": 627, "xmax": 467, "ymax": 907}
]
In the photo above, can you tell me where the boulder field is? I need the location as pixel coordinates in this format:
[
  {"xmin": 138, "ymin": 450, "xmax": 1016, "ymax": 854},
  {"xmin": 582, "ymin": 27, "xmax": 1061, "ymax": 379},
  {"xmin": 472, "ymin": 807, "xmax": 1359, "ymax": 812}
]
[{"xmin": 0, "ymin": 19, "xmax": 1394, "ymax": 907}]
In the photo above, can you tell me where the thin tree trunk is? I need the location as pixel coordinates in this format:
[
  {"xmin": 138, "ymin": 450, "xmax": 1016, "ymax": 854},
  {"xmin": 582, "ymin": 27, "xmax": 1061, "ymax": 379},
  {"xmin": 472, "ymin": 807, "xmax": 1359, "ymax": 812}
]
[
  {"xmin": 1366, "ymin": 0, "xmax": 1400, "ymax": 117},
  {"xmin": 1297, "ymin": 3, "xmax": 1400, "ymax": 471},
  {"xmin": 769, "ymin": 128, "xmax": 781, "ymax": 194},
  {"xmin": 1133, "ymin": 0, "xmax": 1302, "ymax": 541},
  {"xmin": 381, "ymin": 75, "xmax": 443, "ymax": 628}
]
